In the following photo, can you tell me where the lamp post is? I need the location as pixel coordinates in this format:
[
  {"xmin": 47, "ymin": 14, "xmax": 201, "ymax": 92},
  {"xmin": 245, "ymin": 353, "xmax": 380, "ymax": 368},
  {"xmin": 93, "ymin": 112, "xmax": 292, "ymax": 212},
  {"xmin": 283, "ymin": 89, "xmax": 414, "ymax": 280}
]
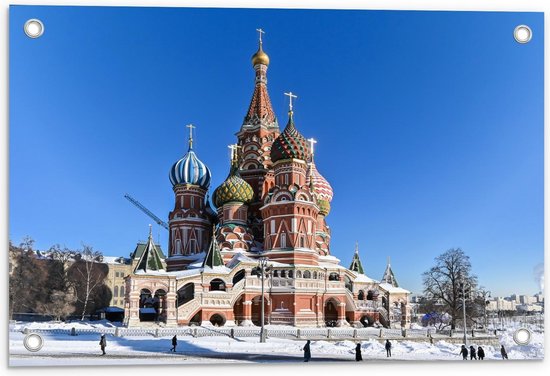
[
  {"xmin": 459, "ymin": 280, "xmax": 469, "ymax": 346},
  {"xmin": 254, "ymin": 257, "xmax": 271, "ymax": 343},
  {"xmin": 478, "ymin": 289, "xmax": 491, "ymax": 330}
]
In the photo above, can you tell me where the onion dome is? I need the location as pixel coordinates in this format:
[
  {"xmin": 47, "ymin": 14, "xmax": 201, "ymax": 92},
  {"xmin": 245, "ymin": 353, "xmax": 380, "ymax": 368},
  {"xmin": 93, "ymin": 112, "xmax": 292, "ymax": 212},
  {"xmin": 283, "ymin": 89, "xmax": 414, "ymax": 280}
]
[
  {"xmin": 213, "ymin": 159, "xmax": 254, "ymax": 208},
  {"xmin": 251, "ymin": 41, "xmax": 270, "ymax": 66},
  {"xmin": 306, "ymin": 162, "xmax": 333, "ymax": 202},
  {"xmin": 270, "ymin": 112, "xmax": 309, "ymax": 163},
  {"xmin": 169, "ymin": 126, "xmax": 212, "ymax": 189}
]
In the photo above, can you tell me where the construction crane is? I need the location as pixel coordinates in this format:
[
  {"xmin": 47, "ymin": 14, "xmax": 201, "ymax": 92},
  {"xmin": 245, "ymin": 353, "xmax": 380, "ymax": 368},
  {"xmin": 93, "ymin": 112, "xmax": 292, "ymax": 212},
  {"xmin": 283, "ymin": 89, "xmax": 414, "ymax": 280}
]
[{"xmin": 124, "ymin": 193, "xmax": 169, "ymax": 230}]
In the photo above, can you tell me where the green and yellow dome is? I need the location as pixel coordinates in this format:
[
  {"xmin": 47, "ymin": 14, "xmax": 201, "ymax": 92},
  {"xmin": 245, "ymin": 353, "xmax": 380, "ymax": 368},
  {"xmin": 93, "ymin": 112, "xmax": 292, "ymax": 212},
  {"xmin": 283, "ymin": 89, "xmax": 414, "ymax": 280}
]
[{"xmin": 213, "ymin": 165, "xmax": 254, "ymax": 208}]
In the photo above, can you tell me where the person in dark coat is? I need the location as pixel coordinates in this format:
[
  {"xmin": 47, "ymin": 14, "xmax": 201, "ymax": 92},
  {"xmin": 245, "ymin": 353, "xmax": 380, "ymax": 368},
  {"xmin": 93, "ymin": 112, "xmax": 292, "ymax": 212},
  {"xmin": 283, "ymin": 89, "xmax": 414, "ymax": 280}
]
[
  {"xmin": 385, "ymin": 339, "xmax": 392, "ymax": 357},
  {"xmin": 500, "ymin": 345, "xmax": 508, "ymax": 359},
  {"xmin": 170, "ymin": 335, "xmax": 177, "ymax": 352},
  {"xmin": 303, "ymin": 340, "xmax": 311, "ymax": 362},
  {"xmin": 469, "ymin": 345, "xmax": 477, "ymax": 360},
  {"xmin": 355, "ymin": 343, "xmax": 362, "ymax": 361},
  {"xmin": 460, "ymin": 345, "xmax": 468, "ymax": 360},
  {"xmin": 477, "ymin": 346, "xmax": 485, "ymax": 360},
  {"xmin": 99, "ymin": 334, "xmax": 107, "ymax": 355}
]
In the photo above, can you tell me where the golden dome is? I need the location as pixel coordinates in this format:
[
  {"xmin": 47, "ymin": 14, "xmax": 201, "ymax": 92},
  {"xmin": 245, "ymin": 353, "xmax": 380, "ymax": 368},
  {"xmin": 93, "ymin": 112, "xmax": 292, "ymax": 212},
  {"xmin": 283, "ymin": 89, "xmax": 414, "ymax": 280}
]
[{"xmin": 251, "ymin": 44, "xmax": 270, "ymax": 66}]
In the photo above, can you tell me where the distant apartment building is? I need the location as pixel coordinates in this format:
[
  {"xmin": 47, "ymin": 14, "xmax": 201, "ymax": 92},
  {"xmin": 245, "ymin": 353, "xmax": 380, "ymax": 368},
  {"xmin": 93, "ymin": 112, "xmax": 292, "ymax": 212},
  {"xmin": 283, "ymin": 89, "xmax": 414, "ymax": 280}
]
[{"xmin": 487, "ymin": 297, "xmax": 516, "ymax": 311}]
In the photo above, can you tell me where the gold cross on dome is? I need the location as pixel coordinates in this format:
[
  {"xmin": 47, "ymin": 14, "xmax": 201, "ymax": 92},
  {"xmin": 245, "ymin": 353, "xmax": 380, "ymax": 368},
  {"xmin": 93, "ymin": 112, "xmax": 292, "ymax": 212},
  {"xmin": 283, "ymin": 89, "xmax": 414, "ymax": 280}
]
[
  {"xmin": 186, "ymin": 124, "xmax": 195, "ymax": 148},
  {"xmin": 284, "ymin": 91, "xmax": 298, "ymax": 111},
  {"xmin": 256, "ymin": 28, "xmax": 265, "ymax": 43}
]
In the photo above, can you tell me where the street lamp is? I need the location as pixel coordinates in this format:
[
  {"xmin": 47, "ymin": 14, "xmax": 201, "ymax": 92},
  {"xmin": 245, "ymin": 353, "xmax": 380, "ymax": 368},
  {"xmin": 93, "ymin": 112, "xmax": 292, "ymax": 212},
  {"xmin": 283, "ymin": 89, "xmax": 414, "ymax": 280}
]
[
  {"xmin": 458, "ymin": 280, "xmax": 470, "ymax": 346},
  {"xmin": 252, "ymin": 257, "xmax": 271, "ymax": 343},
  {"xmin": 477, "ymin": 289, "xmax": 491, "ymax": 330}
]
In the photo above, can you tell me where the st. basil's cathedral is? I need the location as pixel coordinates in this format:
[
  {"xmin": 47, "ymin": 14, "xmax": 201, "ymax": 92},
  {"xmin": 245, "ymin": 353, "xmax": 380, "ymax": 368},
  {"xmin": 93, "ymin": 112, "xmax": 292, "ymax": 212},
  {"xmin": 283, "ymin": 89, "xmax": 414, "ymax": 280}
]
[{"xmin": 124, "ymin": 33, "xmax": 410, "ymax": 328}]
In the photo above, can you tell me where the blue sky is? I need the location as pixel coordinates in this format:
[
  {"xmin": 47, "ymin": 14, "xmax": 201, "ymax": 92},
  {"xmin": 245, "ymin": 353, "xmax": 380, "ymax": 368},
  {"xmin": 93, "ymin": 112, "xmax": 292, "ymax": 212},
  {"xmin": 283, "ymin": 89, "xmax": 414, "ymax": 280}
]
[{"xmin": 10, "ymin": 6, "xmax": 543, "ymax": 296}]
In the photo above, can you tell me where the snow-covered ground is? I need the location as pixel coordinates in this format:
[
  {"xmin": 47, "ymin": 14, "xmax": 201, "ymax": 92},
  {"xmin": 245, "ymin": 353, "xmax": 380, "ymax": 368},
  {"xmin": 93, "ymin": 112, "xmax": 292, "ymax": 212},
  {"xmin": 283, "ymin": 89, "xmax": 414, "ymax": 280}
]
[{"xmin": 9, "ymin": 321, "xmax": 544, "ymax": 366}]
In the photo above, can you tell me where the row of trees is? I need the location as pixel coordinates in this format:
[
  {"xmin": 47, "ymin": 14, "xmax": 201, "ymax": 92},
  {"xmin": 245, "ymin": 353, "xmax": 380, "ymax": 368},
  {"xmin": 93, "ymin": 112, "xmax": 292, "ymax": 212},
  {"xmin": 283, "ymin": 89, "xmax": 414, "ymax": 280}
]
[
  {"xmin": 419, "ymin": 248, "xmax": 490, "ymax": 330},
  {"xmin": 9, "ymin": 237, "xmax": 112, "ymax": 321}
]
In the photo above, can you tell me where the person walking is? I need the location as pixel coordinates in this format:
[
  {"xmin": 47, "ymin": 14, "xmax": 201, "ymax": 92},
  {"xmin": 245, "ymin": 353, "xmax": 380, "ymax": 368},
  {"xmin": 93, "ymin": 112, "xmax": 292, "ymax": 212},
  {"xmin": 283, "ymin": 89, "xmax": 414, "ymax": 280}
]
[
  {"xmin": 303, "ymin": 340, "xmax": 311, "ymax": 362},
  {"xmin": 477, "ymin": 346, "xmax": 485, "ymax": 360},
  {"xmin": 469, "ymin": 345, "xmax": 477, "ymax": 360},
  {"xmin": 355, "ymin": 343, "xmax": 362, "ymax": 361},
  {"xmin": 460, "ymin": 345, "xmax": 468, "ymax": 360},
  {"xmin": 170, "ymin": 335, "xmax": 177, "ymax": 352},
  {"xmin": 500, "ymin": 345, "xmax": 508, "ymax": 359},
  {"xmin": 99, "ymin": 334, "xmax": 107, "ymax": 355},
  {"xmin": 385, "ymin": 339, "xmax": 392, "ymax": 358}
]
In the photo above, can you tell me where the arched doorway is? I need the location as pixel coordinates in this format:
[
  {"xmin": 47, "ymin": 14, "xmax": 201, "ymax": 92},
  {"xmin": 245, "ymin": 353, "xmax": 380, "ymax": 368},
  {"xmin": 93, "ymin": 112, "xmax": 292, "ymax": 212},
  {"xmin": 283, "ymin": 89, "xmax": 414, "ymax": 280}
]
[
  {"xmin": 251, "ymin": 295, "xmax": 269, "ymax": 326},
  {"xmin": 139, "ymin": 288, "xmax": 156, "ymax": 322},
  {"xmin": 233, "ymin": 295, "xmax": 245, "ymax": 325},
  {"xmin": 154, "ymin": 289, "xmax": 167, "ymax": 321},
  {"xmin": 210, "ymin": 313, "xmax": 226, "ymax": 327},
  {"xmin": 324, "ymin": 298, "xmax": 339, "ymax": 327}
]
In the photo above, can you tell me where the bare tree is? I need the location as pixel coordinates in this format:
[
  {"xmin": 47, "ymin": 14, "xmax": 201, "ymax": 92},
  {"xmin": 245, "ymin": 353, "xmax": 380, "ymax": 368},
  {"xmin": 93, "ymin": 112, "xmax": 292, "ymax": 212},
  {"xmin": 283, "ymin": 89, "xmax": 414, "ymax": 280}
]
[
  {"xmin": 422, "ymin": 248, "xmax": 478, "ymax": 329},
  {"xmin": 67, "ymin": 245, "xmax": 107, "ymax": 320}
]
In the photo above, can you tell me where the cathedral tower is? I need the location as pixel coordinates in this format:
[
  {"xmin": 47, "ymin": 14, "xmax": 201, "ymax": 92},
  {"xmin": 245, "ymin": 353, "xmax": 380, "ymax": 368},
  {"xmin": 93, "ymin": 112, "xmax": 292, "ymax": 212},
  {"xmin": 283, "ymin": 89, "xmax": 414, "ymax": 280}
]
[
  {"xmin": 260, "ymin": 99, "xmax": 320, "ymax": 266},
  {"xmin": 236, "ymin": 30, "xmax": 280, "ymax": 245},
  {"xmin": 166, "ymin": 125, "xmax": 213, "ymax": 271},
  {"xmin": 213, "ymin": 145, "xmax": 255, "ymax": 260}
]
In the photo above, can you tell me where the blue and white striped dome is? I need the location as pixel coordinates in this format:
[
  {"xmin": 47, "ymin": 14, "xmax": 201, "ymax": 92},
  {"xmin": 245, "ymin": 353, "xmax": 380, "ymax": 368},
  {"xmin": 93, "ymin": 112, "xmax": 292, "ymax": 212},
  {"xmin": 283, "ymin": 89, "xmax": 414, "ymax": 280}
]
[{"xmin": 169, "ymin": 148, "xmax": 212, "ymax": 189}]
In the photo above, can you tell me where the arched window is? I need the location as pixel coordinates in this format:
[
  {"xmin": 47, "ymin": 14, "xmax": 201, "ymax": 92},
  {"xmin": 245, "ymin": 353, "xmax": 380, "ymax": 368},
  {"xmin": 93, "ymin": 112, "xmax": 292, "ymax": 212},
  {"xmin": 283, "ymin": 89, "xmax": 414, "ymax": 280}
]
[
  {"xmin": 114, "ymin": 286, "xmax": 119, "ymax": 297},
  {"xmin": 358, "ymin": 290, "xmax": 365, "ymax": 300},
  {"xmin": 210, "ymin": 278, "xmax": 226, "ymax": 291},
  {"xmin": 288, "ymin": 270, "xmax": 294, "ymax": 278},
  {"xmin": 120, "ymin": 285, "xmax": 125, "ymax": 297},
  {"xmin": 296, "ymin": 270, "xmax": 302, "ymax": 278},
  {"xmin": 232, "ymin": 270, "xmax": 245, "ymax": 285},
  {"xmin": 303, "ymin": 270, "xmax": 311, "ymax": 279},
  {"xmin": 328, "ymin": 272, "xmax": 340, "ymax": 281},
  {"xmin": 281, "ymin": 270, "xmax": 287, "ymax": 278},
  {"xmin": 313, "ymin": 271, "xmax": 318, "ymax": 279},
  {"xmin": 273, "ymin": 270, "xmax": 279, "ymax": 277},
  {"xmin": 367, "ymin": 290, "xmax": 374, "ymax": 300}
]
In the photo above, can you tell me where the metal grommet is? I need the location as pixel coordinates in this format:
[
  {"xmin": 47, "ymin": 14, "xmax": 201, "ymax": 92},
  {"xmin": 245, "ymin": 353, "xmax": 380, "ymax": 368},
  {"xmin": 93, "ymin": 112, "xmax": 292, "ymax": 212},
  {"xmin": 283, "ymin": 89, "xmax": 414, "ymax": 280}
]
[
  {"xmin": 514, "ymin": 25, "xmax": 532, "ymax": 44},
  {"xmin": 23, "ymin": 333, "xmax": 44, "ymax": 352},
  {"xmin": 24, "ymin": 18, "xmax": 44, "ymax": 38},
  {"xmin": 513, "ymin": 328, "xmax": 531, "ymax": 345}
]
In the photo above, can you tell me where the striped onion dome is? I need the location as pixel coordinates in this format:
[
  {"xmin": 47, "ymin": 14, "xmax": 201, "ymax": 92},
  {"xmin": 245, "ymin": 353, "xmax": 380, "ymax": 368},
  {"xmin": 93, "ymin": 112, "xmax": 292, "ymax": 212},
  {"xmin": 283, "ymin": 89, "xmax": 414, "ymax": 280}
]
[
  {"xmin": 169, "ymin": 147, "xmax": 212, "ymax": 189},
  {"xmin": 213, "ymin": 164, "xmax": 254, "ymax": 208},
  {"xmin": 270, "ymin": 112, "xmax": 309, "ymax": 163},
  {"xmin": 306, "ymin": 162, "xmax": 333, "ymax": 202}
]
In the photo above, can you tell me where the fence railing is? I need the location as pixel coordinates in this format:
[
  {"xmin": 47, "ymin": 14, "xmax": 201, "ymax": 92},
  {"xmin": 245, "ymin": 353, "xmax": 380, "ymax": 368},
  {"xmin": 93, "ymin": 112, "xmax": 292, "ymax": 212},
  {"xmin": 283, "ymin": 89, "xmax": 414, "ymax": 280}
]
[{"xmin": 10, "ymin": 325, "xmax": 498, "ymax": 340}]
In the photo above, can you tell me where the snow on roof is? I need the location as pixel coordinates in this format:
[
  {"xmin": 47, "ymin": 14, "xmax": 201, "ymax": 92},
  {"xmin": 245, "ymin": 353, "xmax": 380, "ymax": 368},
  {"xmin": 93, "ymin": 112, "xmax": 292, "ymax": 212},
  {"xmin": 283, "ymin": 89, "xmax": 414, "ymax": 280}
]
[
  {"xmin": 379, "ymin": 282, "xmax": 410, "ymax": 294},
  {"xmin": 202, "ymin": 265, "xmax": 232, "ymax": 274},
  {"xmin": 173, "ymin": 268, "xmax": 202, "ymax": 279},
  {"xmin": 133, "ymin": 270, "xmax": 168, "ymax": 276},
  {"xmin": 349, "ymin": 271, "xmax": 377, "ymax": 283},
  {"xmin": 102, "ymin": 256, "xmax": 130, "ymax": 264}
]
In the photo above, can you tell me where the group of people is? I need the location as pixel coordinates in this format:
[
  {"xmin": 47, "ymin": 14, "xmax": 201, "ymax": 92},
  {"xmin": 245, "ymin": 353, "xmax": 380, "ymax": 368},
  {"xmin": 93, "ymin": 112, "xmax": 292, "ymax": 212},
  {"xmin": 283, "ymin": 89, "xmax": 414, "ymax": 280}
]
[
  {"xmin": 303, "ymin": 339, "xmax": 393, "ymax": 362},
  {"xmin": 97, "ymin": 334, "xmax": 510, "ymax": 361},
  {"xmin": 460, "ymin": 344, "xmax": 509, "ymax": 360},
  {"xmin": 460, "ymin": 345, "xmax": 486, "ymax": 360}
]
